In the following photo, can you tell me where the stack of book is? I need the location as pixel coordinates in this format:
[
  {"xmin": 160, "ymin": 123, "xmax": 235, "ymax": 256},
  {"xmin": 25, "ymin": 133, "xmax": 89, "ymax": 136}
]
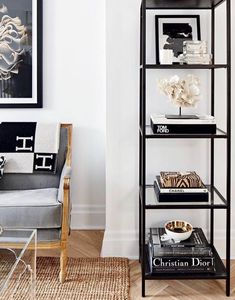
[
  {"xmin": 148, "ymin": 227, "xmax": 215, "ymax": 274},
  {"xmin": 154, "ymin": 172, "xmax": 209, "ymax": 202},
  {"xmin": 150, "ymin": 115, "xmax": 216, "ymax": 135}
]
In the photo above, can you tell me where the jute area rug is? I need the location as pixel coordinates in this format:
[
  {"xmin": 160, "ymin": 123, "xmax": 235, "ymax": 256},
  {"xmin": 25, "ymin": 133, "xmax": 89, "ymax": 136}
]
[{"xmin": 1, "ymin": 257, "xmax": 130, "ymax": 300}]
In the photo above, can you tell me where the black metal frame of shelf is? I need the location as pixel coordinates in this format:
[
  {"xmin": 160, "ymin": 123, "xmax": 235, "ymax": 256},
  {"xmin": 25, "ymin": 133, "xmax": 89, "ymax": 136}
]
[
  {"xmin": 139, "ymin": 0, "xmax": 231, "ymax": 297},
  {"xmin": 145, "ymin": 0, "xmax": 226, "ymax": 9}
]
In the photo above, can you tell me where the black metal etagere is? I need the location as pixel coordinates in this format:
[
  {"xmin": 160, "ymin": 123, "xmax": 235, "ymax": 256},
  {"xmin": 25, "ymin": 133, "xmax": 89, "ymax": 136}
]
[{"xmin": 139, "ymin": 0, "xmax": 231, "ymax": 297}]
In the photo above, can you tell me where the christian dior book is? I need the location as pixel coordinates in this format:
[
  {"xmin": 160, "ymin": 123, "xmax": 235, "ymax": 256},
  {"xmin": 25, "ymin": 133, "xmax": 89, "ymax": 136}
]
[{"xmin": 149, "ymin": 257, "xmax": 215, "ymax": 273}]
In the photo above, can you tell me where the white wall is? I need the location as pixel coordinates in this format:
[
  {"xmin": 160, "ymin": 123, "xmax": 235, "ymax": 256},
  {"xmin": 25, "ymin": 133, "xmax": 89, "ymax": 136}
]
[
  {"xmin": 102, "ymin": 0, "xmax": 235, "ymax": 259},
  {"xmin": 0, "ymin": 0, "xmax": 106, "ymax": 229},
  {"xmin": 102, "ymin": 0, "xmax": 140, "ymax": 258}
]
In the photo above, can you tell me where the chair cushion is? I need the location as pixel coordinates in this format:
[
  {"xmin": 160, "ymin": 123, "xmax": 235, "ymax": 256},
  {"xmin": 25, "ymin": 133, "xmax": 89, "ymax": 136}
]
[
  {"xmin": 37, "ymin": 229, "xmax": 61, "ymax": 242},
  {"xmin": 0, "ymin": 188, "xmax": 62, "ymax": 229}
]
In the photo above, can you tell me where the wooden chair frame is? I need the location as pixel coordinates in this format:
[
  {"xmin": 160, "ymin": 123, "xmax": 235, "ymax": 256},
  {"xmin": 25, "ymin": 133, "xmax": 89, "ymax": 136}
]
[{"xmin": 0, "ymin": 124, "xmax": 72, "ymax": 283}]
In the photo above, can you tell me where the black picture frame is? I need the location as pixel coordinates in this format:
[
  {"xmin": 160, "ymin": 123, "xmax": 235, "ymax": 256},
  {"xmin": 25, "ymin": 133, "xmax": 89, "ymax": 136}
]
[
  {"xmin": 0, "ymin": 0, "xmax": 43, "ymax": 108},
  {"xmin": 155, "ymin": 15, "xmax": 201, "ymax": 64}
]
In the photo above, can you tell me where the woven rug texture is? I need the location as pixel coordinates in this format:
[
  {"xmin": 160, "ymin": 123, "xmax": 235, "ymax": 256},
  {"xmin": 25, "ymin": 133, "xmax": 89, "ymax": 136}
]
[{"xmin": 0, "ymin": 257, "xmax": 130, "ymax": 300}]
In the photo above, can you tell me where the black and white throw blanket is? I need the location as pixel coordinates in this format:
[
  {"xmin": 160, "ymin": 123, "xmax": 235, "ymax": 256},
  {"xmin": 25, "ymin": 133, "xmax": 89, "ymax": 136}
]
[{"xmin": 0, "ymin": 122, "xmax": 60, "ymax": 173}]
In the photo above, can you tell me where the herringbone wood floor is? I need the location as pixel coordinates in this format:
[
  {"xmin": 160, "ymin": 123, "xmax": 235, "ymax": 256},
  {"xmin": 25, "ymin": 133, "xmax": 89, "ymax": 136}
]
[{"xmin": 38, "ymin": 230, "xmax": 235, "ymax": 299}]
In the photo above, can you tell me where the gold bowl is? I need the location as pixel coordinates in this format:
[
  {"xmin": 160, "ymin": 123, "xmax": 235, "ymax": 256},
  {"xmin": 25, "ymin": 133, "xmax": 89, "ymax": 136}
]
[{"xmin": 164, "ymin": 220, "xmax": 193, "ymax": 242}]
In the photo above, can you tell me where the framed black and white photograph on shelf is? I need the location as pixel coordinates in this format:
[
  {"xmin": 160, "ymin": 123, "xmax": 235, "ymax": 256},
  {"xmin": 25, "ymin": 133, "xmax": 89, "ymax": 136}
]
[
  {"xmin": 155, "ymin": 15, "xmax": 201, "ymax": 64},
  {"xmin": 0, "ymin": 0, "xmax": 42, "ymax": 108}
]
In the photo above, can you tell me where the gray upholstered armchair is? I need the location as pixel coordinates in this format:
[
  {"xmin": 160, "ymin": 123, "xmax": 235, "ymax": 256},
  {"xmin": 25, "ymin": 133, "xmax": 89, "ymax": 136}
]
[{"xmin": 0, "ymin": 123, "xmax": 72, "ymax": 283}]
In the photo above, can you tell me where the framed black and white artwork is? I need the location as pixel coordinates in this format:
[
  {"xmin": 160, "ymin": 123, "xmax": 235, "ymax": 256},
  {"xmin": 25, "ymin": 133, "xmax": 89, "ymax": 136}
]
[
  {"xmin": 0, "ymin": 0, "xmax": 42, "ymax": 108},
  {"xmin": 155, "ymin": 15, "xmax": 201, "ymax": 64}
]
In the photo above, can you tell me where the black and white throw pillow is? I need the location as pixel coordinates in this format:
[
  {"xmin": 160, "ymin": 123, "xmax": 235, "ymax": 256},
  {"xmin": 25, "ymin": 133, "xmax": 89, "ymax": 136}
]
[{"xmin": 0, "ymin": 156, "xmax": 6, "ymax": 179}]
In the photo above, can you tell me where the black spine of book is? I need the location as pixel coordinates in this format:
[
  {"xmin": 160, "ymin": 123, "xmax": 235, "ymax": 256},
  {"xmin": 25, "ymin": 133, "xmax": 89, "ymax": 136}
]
[
  {"xmin": 149, "ymin": 230, "xmax": 213, "ymax": 257},
  {"xmin": 148, "ymin": 245, "xmax": 215, "ymax": 274},
  {"xmin": 151, "ymin": 244, "xmax": 213, "ymax": 257},
  {"xmin": 151, "ymin": 267, "xmax": 215, "ymax": 273},
  {"xmin": 159, "ymin": 228, "xmax": 208, "ymax": 248},
  {"xmin": 151, "ymin": 256, "xmax": 215, "ymax": 273},
  {"xmin": 151, "ymin": 256, "xmax": 214, "ymax": 267},
  {"xmin": 150, "ymin": 119, "xmax": 216, "ymax": 134},
  {"xmin": 154, "ymin": 181, "xmax": 209, "ymax": 202},
  {"xmin": 150, "ymin": 228, "xmax": 209, "ymax": 248},
  {"xmin": 147, "ymin": 243, "xmax": 216, "ymax": 274}
]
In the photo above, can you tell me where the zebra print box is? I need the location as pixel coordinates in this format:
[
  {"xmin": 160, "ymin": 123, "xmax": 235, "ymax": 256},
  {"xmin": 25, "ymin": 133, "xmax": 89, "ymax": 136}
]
[{"xmin": 160, "ymin": 172, "xmax": 203, "ymax": 188}]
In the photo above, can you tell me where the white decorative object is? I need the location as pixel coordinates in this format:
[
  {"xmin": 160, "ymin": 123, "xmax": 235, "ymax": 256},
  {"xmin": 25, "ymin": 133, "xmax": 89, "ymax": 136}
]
[
  {"xmin": 180, "ymin": 41, "xmax": 212, "ymax": 65},
  {"xmin": 161, "ymin": 220, "xmax": 193, "ymax": 242},
  {"xmin": 183, "ymin": 41, "xmax": 208, "ymax": 54},
  {"xmin": 159, "ymin": 49, "xmax": 173, "ymax": 64},
  {"xmin": 158, "ymin": 74, "xmax": 200, "ymax": 118}
]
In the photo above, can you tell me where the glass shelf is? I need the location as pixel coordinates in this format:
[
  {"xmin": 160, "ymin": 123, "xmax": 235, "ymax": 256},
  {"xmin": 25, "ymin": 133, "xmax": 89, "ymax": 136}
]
[{"xmin": 139, "ymin": 185, "xmax": 227, "ymax": 209}]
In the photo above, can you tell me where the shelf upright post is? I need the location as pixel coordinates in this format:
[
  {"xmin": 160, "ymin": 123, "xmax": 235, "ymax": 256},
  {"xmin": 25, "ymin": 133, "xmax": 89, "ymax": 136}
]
[
  {"xmin": 141, "ymin": 0, "xmax": 147, "ymax": 297},
  {"xmin": 226, "ymin": 0, "xmax": 231, "ymax": 296},
  {"xmin": 210, "ymin": 5, "xmax": 215, "ymax": 247},
  {"xmin": 139, "ymin": 3, "xmax": 143, "ymax": 264}
]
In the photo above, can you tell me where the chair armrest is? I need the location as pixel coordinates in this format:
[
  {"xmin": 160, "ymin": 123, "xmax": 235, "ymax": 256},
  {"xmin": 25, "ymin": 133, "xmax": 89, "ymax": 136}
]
[
  {"xmin": 61, "ymin": 176, "xmax": 71, "ymax": 240},
  {"xmin": 63, "ymin": 177, "xmax": 70, "ymax": 190},
  {"xmin": 58, "ymin": 164, "xmax": 72, "ymax": 203}
]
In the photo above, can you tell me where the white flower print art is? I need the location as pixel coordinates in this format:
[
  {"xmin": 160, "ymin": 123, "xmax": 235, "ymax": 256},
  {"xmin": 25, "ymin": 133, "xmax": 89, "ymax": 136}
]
[{"xmin": 0, "ymin": 0, "xmax": 42, "ymax": 108}]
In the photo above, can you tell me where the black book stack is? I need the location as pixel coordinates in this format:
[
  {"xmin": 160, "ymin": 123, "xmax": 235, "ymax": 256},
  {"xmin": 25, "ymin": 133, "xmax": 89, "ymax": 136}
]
[{"xmin": 148, "ymin": 228, "xmax": 215, "ymax": 274}]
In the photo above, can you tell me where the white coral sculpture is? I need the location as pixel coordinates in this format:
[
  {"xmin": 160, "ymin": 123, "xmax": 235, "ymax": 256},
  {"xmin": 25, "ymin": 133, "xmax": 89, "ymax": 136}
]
[{"xmin": 158, "ymin": 74, "xmax": 200, "ymax": 108}]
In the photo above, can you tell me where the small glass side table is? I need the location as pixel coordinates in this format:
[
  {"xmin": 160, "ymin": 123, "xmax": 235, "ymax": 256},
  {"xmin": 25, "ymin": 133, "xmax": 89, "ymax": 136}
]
[{"xmin": 0, "ymin": 229, "xmax": 37, "ymax": 299}]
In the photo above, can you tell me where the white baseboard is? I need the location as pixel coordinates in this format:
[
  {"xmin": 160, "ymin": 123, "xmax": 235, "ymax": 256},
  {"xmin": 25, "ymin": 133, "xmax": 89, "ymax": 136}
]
[
  {"xmin": 101, "ymin": 230, "xmax": 139, "ymax": 259},
  {"xmin": 71, "ymin": 204, "xmax": 105, "ymax": 230},
  {"xmin": 101, "ymin": 229, "xmax": 235, "ymax": 260}
]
